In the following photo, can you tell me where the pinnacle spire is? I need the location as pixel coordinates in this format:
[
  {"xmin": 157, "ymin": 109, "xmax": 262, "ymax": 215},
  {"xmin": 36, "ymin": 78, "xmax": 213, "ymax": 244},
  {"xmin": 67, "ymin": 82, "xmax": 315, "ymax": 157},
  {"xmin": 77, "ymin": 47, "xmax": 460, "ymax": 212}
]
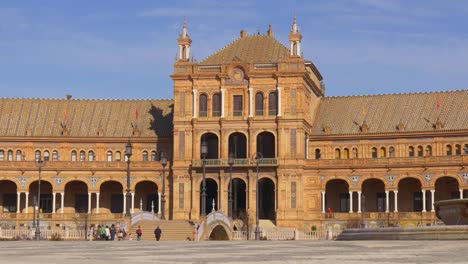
[
  {"xmin": 291, "ymin": 16, "xmax": 299, "ymax": 33},
  {"xmin": 181, "ymin": 16, "xmax": 189, "ymax": 38}
]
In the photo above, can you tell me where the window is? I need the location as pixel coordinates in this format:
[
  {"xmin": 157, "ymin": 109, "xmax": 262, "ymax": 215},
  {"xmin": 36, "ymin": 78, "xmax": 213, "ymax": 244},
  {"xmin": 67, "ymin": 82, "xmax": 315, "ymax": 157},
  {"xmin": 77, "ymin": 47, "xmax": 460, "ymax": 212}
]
[
  {"xmin": 107, "ymin": 151, "xmax": 113, "ymax": 162},
  {"xmin": 389, "ymin": 147, "xmax": 395, "ymax": 157},
  {"xmin": 16, "ymin": 150, "xmax": 22, "ymax": 161},
  {"xmin": 88, "ymin": 151, "xmax": 95, "ymax": 161},
  {"xmin": 425, "ymin": 145, "xmax": 432, "ymax": 156},
  {"xmin": 151, "ymin": 151, "xmax": 157, "ymax": 161},
  {"xmin": 376, "ymin": 193, "xmax": 386, "ymax": 212},
  {"xmin": 371, "ymin": 147, "xmax": 377, "ymax": 158},
  {"xmin": 0, "ymin": 150, "xmax": 4, "ymax": 161},
  {"xmin": 143, "ymin": 151, "xmax": 149, "ymax": 162},
  {"xmin": 7, "ymin": 150, "xmax": 13, "ymax": 161},
  {"xmin": 255, "ymin": 92, "xmax": 264, "ymax": 116},
  {"xmin": 352, "ymin": 147, "xmax": 358, "ymax": 158},
  {"xmin": 379, "ymin": 147, "xmax": 386, "ymax": 158},
  {"xmin": 35, "ymin": 150, "xmax": 41, "ymax": 161},
  {"xmin": 52, "ymin": 150, "xmax": 59, "ymax": 161},
  {"xmin": 268, "ymin": 91, "xmax": 278, "ymax": 116},
  {"xmin": 446, "ymin": 145, "xmax": 452, "ymax": 156},
  {"xmin": 315, "ymin": 149, "xmax": 321, "ymax": 160},
  {"xmin": 80, "ymin": 151, "xmax": 85, "ymax": 161},
  {"xmin": 212, "ymin": 93, "xmax": 221, "ymax": 117},
  {"xmin": 417, "ymin": 146, "xmax": 423, "ymax": 157},
  {"xmin": 339, "ymin": 193, "xmax": 350, "ymax": 212},
  {"xmin": 455, "ymin": 144, "xmax": 462, "ymax": 156},
  {"xmin": 335, "ymin": 148, "xmax": 341, "ymax": 159},
  {"xmin": 115, "ymin": 151, "xmax": 121, "ymax": 161},
  {"xmin": 343, "ymin": 148, "xmax": 350, "ymax": 159},
  {"xmin": 199, "ymin": 94, "xmax": 208, "ymax": 117},
  {"xmin": 43, "ymin": 151, "xmax": 50, "ymax": 161},
  {"xmin": 71, "ymin": 151, "xmax": 77, "ymax": 161},
  {"xmin": 233, "ymin": 95, "xmax": 243, "ymax": 116},
  {"xmin": 3, "ymin": 194, "xmax": 17, "ymax": 212},
  {"xmin": 409, "ymin": 146, "xmax": 415, "ymax": 157},
  {"xmin": 464, "ymin": 144, "xmax": 468, "ymax": 155}
]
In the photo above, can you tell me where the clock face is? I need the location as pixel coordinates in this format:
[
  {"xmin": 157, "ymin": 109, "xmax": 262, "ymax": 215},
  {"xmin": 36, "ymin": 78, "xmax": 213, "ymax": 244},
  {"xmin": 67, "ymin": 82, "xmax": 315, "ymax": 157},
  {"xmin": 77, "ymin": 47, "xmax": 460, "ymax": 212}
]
[{"xmin": 232, "ymin": 68, "xmax": 244, "ymax": 81}]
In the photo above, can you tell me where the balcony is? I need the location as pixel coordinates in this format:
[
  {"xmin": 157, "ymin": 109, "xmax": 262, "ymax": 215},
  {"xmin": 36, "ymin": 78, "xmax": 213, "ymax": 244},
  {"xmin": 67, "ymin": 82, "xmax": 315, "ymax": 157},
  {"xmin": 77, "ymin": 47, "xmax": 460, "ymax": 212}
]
[
  {"xmin": 191, "ymin": 158, "xmax": 278, "ymax": 167},
  {"xmin": 0, "ymin": 161, "xmax": 164, "ymax": 171}
]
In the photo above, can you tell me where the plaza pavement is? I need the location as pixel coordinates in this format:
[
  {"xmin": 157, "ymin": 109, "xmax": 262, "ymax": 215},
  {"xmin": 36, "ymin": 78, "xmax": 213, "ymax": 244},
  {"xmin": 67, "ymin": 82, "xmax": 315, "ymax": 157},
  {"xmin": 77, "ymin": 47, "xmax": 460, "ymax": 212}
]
[{"xmin": 0, "ymin": 240, "xmax": 466, "ymax": 264}]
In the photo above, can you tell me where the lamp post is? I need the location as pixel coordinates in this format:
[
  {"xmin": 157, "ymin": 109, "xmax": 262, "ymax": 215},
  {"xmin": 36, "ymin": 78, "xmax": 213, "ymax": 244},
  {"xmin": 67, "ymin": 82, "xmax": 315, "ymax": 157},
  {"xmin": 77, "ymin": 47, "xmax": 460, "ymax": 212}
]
[
  {"xmin": 160, "ymin": 151, "xmax": 167, "ymax": 220},
  {"xmin": 125, "ymin": 141, "xmax": 133, "ymax": 217},
  {"xmin": 228, "ymin": 153, "xmax": 234, "ymax": 218},
  {"xmin": 201, "ymin": 141, "xmax": 208, "ymax": 217},
  {"xmin": 255, "ymin": 152, "xmax": 263, "ymax": 241},
  {"xmin": 361, "ymin": 193, "xmax": 366, "ymax": 228},
  {"xmin": 32, "ymin": 196, "xmax": 37, "ymax": 228},
  {"xmin": 35, "ymin": 157, "xmax": 44, "ymax": 240}
]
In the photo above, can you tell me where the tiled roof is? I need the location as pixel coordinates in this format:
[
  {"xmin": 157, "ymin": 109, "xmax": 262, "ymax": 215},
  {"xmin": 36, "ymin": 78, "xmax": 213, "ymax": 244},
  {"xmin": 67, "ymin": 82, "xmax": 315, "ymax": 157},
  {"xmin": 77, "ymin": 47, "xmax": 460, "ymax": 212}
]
[
  {"xmin": 200, "ymin": 35, "xmax": 290, "ymax": 65},
  {"xmin": 311, "ymin": 90, "xmax": 468, "ymax": 135},
  {"xmin": 0, "ymin": 98, "xmax": 173, "ymax": 138}
]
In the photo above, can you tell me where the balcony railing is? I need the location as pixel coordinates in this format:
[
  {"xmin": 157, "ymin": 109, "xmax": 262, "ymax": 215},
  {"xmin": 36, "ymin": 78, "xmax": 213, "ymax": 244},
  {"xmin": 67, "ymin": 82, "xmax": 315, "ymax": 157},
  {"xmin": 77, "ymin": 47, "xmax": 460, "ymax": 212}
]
[
  {"xmin": 0, "ymin": 161, "xmax": 164, "ymax": 171},
  {"xmin": 191, "ymin": 158, "xmax": 278, "ymax": 167}
]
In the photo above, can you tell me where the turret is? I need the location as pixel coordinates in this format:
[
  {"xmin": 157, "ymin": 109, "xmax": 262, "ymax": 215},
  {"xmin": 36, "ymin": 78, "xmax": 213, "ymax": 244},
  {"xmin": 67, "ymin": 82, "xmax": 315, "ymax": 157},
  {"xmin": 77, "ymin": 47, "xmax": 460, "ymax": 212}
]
[
  {"xmin": 288, "ymin": 16, "xmax": 302, "ymax": 57},
  {"xmin": 177, "ymin": 17, "xmax": 192, "ymax": 61}
]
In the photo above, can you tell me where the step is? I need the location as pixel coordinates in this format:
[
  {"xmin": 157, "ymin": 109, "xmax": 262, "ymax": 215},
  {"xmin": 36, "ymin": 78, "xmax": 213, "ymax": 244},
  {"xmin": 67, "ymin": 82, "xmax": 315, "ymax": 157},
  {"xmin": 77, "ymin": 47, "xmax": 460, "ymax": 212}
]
[{"xmin": 130, "ymin": 220, "xmax": 195, "ymax": 241}]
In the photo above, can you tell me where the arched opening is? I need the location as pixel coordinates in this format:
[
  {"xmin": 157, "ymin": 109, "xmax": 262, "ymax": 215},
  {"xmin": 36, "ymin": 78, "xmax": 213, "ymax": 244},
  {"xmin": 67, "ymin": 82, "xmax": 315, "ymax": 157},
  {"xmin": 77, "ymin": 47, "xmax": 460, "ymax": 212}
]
[
  {"xmin": 209, "ymin": 225, "xmax": 229, "ymax": 240},
  {"xmin": 228, "ymin": 133, "xmax": 247, "ymax": 159},
  {"xmin": 335, "ymin": 148, "xmax": 341, "ymax": 159},
  {"xmin": 29, "ymin": 181, "xmax": 53, "ymax": 213},
  {"xmin": 135, "ymin": 181, "xmax": 159, "ymax": 213},
  {"xmin": 256, "ymin": 132, "xmax": 275, "ymax": 158},
  {"xmin": 255, "ymin": 92, "xmax": 264, "ymax": 116},
  {"xmin": 16, "ymin": 150, "xmax": 22, "ymax": 161},
  {"xmin": 201, "ymin": 133, "xmax": 219, "ymax": 159},
  {"xmin": 142, "ymin": 151, "xmax": 149, "ymax": 162},
  {"xmin": 409, "ymin": 146, "xmax": 415, "ymax": 157},
  {"xmin": 181, "ymin": 46, "xmax": 187, "ymax": 60},
  {"xmin": 0, "ymin": 180, "xmax": 18, "ymax": 213},
  {"xmin": 258, "ymin": 178, "xmax": 275, "ymax": 220},
  {"xmin": 446, "ymin": 145, "xmax": 452, "ymax": 156},
  {"xmin": 435, "ymin": 176, "xmax": 460, "ymax": 201},
  {"xmin": 343, "ymin": 148, "xmax": 350, "ymax": 159},
  {"xmin": 99, "ymin": 181, "xmax": 123, "ymax": 213},
  {"xmin": 199, "ymin": 94, "xmax": 208, "ymax": 117},
  {"xmin": 268, "ymin": 92, "xmax": 278, "ymax": 116},
  {"xmin": 7, "ymin": 150, "xmax": 13, "ymax": 161},
  {"xmin": 212, "ymin": 93, "xmax": 221, "ymax": 117},
  {"xmin": 371, "ymin": 147, "xmax": 377, "ymax": 158},
  {"xmin": 455, "ymin": 144, "xmax": 462, "ymax": 156},
  {"xmin": 71, "ymin": 151, "xmax": 77, "ymax": 161},
  {"xmin": 464, "ymin": 144, "xmax": 468, "ymax": 155},
  {"xmin": 88, "ymin": 151, "xmax": 95, "ymax": 161},
  {"xmin": 315, "ymin": 149, "xmax": 321, "ymax": 160},
  {"xmin": 426, "ymin": 145, "xmax": 432, "ymax": 156},
  {"xmin": 389, "ymin": 147, "xmax": 395, "ymax": 157},
  {"xmin": 229, "ymin": 178, "xmax": 247, "ymax": 219},
  {"xmin": 380, "ymin": 147, "xmax": 386, "ymax": 158},
  {"xmin": 362, "ymin": 179, "xmax": 386, "ymax": 212},
  {"xmin": 64, "ymin": 181, "xmax": 88, "ymax": 213},
  {"xmin": 352, "ymin": 147, "xmax": 358, "ymax": 158},
  {"xmin": 417, "ymin": 146, "xmax": 423, "ymax": 157},
  {"xmin": 398, "ymin": 178, "xmax": 422, "ymax": 212},
  {"xmin": 325, "ymin": 179, "xmax": 349, "ymax": 212},
  {"xmin": 200, "ymin": 179, "xmax": 218, "ymax": 214}
]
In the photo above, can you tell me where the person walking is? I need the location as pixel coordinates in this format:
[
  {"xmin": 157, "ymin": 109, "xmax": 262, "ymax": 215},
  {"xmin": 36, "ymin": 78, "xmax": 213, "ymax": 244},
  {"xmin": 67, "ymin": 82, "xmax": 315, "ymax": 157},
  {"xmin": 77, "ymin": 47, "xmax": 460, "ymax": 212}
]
[
  {"xmin": 105, "ymin": 225, "xmax": 110, "ymax": 241},
  {"xmin": 154, "ymin": 226, "xmax": 162, "ymax": 241},
  {"xmin": 110, "ymin": 224, "xmax": 116, "ymax": 241},
  {"xmin": 136, "ymin": 226, "xmax": 142, "ymax": 241}
]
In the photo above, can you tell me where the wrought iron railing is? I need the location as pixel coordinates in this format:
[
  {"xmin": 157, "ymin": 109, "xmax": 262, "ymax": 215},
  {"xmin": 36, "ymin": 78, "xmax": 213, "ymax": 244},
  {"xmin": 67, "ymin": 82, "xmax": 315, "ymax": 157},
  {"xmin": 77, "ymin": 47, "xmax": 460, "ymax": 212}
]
[{"xmin": 191, "ymin": 158, "xmax": 278, "ymax": 167}]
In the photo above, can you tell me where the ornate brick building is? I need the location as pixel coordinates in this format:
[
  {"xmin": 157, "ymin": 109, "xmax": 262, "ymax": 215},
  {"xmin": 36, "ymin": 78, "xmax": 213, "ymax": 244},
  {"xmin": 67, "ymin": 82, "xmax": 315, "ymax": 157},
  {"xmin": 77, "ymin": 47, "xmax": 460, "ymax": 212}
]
[{"xmin": 0, "ymin": 18, "xmax": 467, "ymax": 232}]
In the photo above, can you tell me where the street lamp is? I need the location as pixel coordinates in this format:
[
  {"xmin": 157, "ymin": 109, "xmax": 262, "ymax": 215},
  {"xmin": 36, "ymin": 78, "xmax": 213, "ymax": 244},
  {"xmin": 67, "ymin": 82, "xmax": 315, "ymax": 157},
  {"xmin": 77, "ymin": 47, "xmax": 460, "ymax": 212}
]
[
  {"xmin": 361, "ymin": 193, "xmax": 366, "ymax": 228},
  {"xmin": 254, "ymin": 152, "xmax": 263, "ymax": 241},
  {"xmin": 228, "ymin": 153, "xmax": 234, "ymax": 218},
  {"xmin": 32, "ymin": 196, "xmax": 37, "ymax": 228},
  {"xmin": 125, "ymin": 141, "xmax": 133, "ymax": 217},
  {"xmin": 201, "ymin": 141, "xmax": 208, "ymax": 217},
  {"xmin": 160, "ymin": 151, "xmax": 167, "ymax": 220},
  {"xmin": 35, "ymin": 157, "xmax": 44, "ymax": 240}
]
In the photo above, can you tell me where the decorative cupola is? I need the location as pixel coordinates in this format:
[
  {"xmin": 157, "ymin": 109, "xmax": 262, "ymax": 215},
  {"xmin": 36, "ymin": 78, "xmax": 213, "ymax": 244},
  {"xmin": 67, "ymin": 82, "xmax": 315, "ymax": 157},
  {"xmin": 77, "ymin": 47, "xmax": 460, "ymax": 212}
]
[
  {"xmin": 288, "ymin": 16, "xmax": 302, "ymax": 57},
  {"xmin": 177, "ymin": 17, "xmax": 192, "ymax": 61},
  {"xmin": 267, "ymin": 23, "xmax": 273, "ymax": 37}
]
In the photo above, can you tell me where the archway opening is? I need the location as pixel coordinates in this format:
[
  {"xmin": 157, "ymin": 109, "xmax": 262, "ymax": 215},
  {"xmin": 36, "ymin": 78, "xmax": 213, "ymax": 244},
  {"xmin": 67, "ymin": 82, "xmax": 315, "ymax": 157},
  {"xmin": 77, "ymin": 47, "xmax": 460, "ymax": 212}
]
[
  {"xmin": 0, "ymin": 180, "xmax": 17, "ymax": 213},
  {"xmin": 100, "ymin": 181, "xmax": 123, "ymax": 213},
  {"xmin": 435, "ymin": 176, "xmax": 460, "ymax": 202},
  {"xmin": 135, "ymin": 181, "xmax": 159, "ymax": 213},
  {"xmin": 209, "ymin": 225, "xmax": 229, "ymax": 240},
  {"xmin": 29, "ymin": 181, "xmax": 53, "ymax": 213},
  {"xmin": 228, "ymin": 133, "xmax": 247, "ymax": 159},
  {"xmin": 257, "ymin": 132, "xmax": 275, "ymax": 158},
  {"xmin": 258, "ymin": 178, "xmax": 275, "ymax": 220},
  {"xmin": 398, "ymin": 178, "xmax": 422, "ymax": 212},
  {"xmin": 325, "ymin": 179, "xmax": 349, "ymax": 212},
  {"xmin": 229, "ymin": 178, "xmax": 247, "ymax": 219},
  {"xmin": 200, "ymin": 179, "xmax": 218, "ymax": 214},
  {"xmin": 201, "ymin": 133, "xmax": 219, "ymax": 159},
  {"xmin": 362, "ymin": 179, "xmax": 386, "ymax": 212},
  {"xmin": 64, "ymin": 181, "xmax": 88, "ymax": 213}
]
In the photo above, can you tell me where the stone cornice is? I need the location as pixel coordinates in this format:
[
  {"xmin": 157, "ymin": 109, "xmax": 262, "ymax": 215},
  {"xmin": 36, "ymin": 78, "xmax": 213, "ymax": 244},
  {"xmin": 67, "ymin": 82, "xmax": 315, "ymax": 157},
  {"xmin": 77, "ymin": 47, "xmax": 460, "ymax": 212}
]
[{"xmin": 309, "ymin": 129, "xmax": 468, "ymax": 141}]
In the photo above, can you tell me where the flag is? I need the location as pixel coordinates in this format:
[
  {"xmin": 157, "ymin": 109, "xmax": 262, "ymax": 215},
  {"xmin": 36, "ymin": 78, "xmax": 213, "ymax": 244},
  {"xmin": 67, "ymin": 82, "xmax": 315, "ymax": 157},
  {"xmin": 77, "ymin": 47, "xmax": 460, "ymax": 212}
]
[
  {"xmin": 135, "ymin": 108, "xmax": 139, "ymax": 120},
  {"xmin": 436, "ymin": 100, "xmax": 441, "ymax": 110}
]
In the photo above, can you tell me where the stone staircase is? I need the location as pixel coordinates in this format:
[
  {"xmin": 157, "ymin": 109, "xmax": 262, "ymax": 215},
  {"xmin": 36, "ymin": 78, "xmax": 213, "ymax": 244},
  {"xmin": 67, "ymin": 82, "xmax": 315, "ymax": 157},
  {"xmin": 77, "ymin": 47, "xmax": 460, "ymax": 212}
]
[
  {"xmin": 259, "ymin": 219, "xmax": 276, "ymax": 229},
  {"xmin": 130, "ymin": 220, "xmax": 195, "ymax": 241}
]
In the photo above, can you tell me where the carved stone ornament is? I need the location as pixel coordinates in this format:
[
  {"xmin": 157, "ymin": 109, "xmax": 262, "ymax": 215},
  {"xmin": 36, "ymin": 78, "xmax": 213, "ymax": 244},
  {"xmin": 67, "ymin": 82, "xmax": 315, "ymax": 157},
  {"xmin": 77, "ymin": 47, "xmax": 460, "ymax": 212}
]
[
  {"xmin": 89, "ymin": 177, "xmax": 100, "ymax": 189},
  {"xmin": 18, "ymin": 177, "xmax": 30, "ymax": 189},
  {"xmin": 385, "ymin": 175, "xmax": 398, "ymax": 187},
  {"xmin": 461, "ymin": 173, "xmax": 468, "ymax": 184},
  {"xmin": 320, "ymin": 175, "xmax": 326, "ymax": 183},
  {"xmin": 226, "ymin": 67, "xmax": 248, "ymax": 85},
  {"xmin": 424, "ymin": 174, "xmax": 433, "ymax": 187},
  {"xmin": 54, "ymin": 177, "xmax": 65, "ymax": 189},
  {"xmin": 349, "ymin": 175, "xmax": 361, "ymax": 187}
]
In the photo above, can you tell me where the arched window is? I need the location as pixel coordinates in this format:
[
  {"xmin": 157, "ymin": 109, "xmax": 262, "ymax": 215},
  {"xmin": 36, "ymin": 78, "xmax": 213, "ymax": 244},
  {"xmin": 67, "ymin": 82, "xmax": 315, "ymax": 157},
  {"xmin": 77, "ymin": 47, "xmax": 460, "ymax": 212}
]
[
  {"xmin": 88, "ymin": 151, "xmax": 95, "ymax": 161},
  {"xmin": 343, "ymin": 148, "xmax": 350, "ymax": 159},
  {"xmin": 151, "ymin": 151, "xmax": 157, "ymax": 161},
  {"xmin": 199, "ymin": 94, "xmax": 208, "ymax": 117},
  {"xmin": 52, "ymin": 150, "xmax": 59, "ymax": 161},
  {"xmin": 464, "ymin": 144, "xmax": 468, "ymax": 155},
  {"xmin": 0, "ymin": 150, "xmax": 4, "ymax": 161},
  {"xmin": 446, "ymin": 145, "xmax": 452, "ymax": 156},
  {"xmin": 352, "ymin": 147, "xmax": 358, "ymax": 158},
  {"xmin": 79, "ymin": 151, "xmax": 86, "ymax": 161},
  {"xmin": 182, "ymin": 46, "xmax": 187, "ymax": 60},
  {"xmin": 143, "ymin": 151, "xmax": 149, "ymax": 162},
  {"xmin": 71, "ymin": 151, "xmax": 77, "ymax": 161},
  {"xmin": 455, "ymin": 144, "xmax": 462, "ymax": 156},
  {"xmin": 371, "ymin": 147, "xmax": 378, "ymax": 158},
  {"xmin": 43, "ymin": 150, "xmax": 50, "ymax": 161},
  {"xmin": 426, "ymin": 145, "xmax": 432, "ymax": 156},
  {"xmin": 409, "ymin": 146, "xmax": 415, "ymax": 157},
  {"xmin": 107, "ymin": 151, "xmax": 113, "ymax": 162},
  {"xmin": 255, "ymin": 92, "xmax": 264, "ymax": 116},
  {"xmin": 35, "ymin": 150, "xmax": 41, "ymax": 161},
  {"xmin": 268, "ymin": 91, "xmax": 278, "ymax": 116},
  {"xmin": 7, "ymin": 150, "xmax": 13, "ymax": 161},
  {"xmin": 212, "ymin": 93, "xmax": 221, "ymax": 117},
  {"xmin": 335, "ymin": 148, "xmax": 341, "ymax": 159},
  {"xmin": 417, "ymin": 146, "xmax": 423, "ymax": 157},
  {"xmin": 379, "ymin": 147, "xmax": 386, "ymax": 158},
  {"xmin": 389, "ymin": 147, "xmax": 395, "ymax": 157},
  {"xmin": 116, "ymin": 151, "xmax": 122, "ymax": 162},
  {"xmin": 315, "ymin": 149, "xmax": 321, "ymax": 160},
  {"xmin": 16, "ymin": 150, "xmax": 22, "ymax": 161}
]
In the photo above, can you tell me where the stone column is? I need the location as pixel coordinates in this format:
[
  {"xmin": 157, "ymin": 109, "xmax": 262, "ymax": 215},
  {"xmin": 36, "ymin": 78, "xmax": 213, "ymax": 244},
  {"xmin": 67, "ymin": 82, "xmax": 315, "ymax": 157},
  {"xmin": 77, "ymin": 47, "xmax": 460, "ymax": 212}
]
[
  {"xmin": 430, "ymin": 190, "xmax": 435, "ymax": 212},
  {"xmin": 248, "ymin": 87, "xmax": 253, "ymax": 117},
  {"xmin": 25, "ymin": 192, "xmax": 29, "ymax": 213},
  {"xmin": 123, "ymin": 193, "xmax": 126, "ymax": 214},
  {"xmin": 16, "ymin": 192, "xmax": 21, "ymax": 213},
  {"xmin": 52, "ymin": 192, "xmax": 56, "ymax": 213},
  {"xmin": 349, "ymin": 191, "xmax": 353, "ymax": 213},
  {"xmin": 158, "ymin": 192, "xmax": 162, "ymax": 214},
  {"xmin": 357, "ymin": 191, "xmax": 362, "ymax": 213},
  {"xmin": 305, "ymin": 136, "xmax": 309, "ymax": 159},
  {"xmin": 422, "ymin": 190, "xmax": 427, "ymax": 212},
  {"xmin": 321, "ymin": 191, "xmax": 325, "ymax": 213},
  {"xmin": 96, "ymin": 192, "xmax": 100, "ymax": 214},
  {"xmin": 88, "ymin": 192, "xmax": 92, "ymax": 214},
  {"xmin": 394, "ymin": 191, "xmax": 398, "ymax": 212},
  {"xmin": 131, "ymin": 192, "xmax": 135, "ymax": 214},
  {"xmin": 60, "ymin": 192, "xmax": 64, "ymax": 214},
  {"xmin": 277, "ymin": 86, "xmax": 282, "ymax": 117},
  {"xmin": 385, "ymin": 190, "xmax": 389, "ymax": 213},
  {"xmin": 220, "ymin": 87, "xmax": 225, "ymax": 118},
  {"xmin": 460, "ymin": 188, "xmax": 463, "ymax": 199},
  {"xmin": 192, "ymin": 89, "xmax": 198, "ymax": 118}
]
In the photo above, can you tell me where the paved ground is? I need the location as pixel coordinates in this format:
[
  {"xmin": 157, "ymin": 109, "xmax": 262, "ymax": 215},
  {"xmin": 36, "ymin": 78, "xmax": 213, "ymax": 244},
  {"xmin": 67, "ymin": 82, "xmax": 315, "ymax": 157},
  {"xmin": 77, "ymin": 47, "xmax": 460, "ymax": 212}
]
[{"xmin": 0, "ymin": 240, "xmax": 466, "ymax": 264}]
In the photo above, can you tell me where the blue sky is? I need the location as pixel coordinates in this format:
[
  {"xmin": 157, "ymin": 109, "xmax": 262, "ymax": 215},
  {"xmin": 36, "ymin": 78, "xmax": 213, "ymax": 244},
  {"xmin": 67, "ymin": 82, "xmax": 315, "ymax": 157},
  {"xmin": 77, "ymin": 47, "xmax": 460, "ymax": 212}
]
[{"xmin": 1, "ymin": 0, "xmax": 467, "ymax": 99}]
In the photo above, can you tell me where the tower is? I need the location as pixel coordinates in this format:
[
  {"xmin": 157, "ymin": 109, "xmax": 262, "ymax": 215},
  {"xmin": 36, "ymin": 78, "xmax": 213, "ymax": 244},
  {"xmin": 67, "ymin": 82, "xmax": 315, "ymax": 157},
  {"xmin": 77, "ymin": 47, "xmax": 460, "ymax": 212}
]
[
  {"xmin": 177, "ymin": 17, "xmax": 191, "ymax": 61},
  {"xmin": 288, "ymin": 16, "xmax": 302, "ymax": 57}
]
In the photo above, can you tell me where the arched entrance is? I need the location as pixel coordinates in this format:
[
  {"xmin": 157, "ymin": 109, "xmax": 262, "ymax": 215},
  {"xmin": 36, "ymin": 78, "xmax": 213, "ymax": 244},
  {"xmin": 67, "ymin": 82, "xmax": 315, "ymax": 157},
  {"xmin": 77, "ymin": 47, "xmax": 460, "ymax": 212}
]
[
  {"xmin": 256, "ymin": 132, "xmax": 275, "ymax": 158},
  {"xmin": 229, "ymin": 178, "xmax": 247, "ymax": 219},
  {"xmin": 200, "ymin": 179, "xmax": 218, "ymax": 214},
  {"xmin": 362, "ymin": 179, "xmax": 386, "ymax": 212},
  {"xmin": 325, "ymin": 179, "xmax": 349, "ymax": 212},
  {"xmin": 208, "ymin": 225, "xmax": 229, "ymax": 240},
  {"xmin": 135, "ymin": 181, "xmax": 159, "ymax": 213},
  {"xmin": 435, "ymin": 176, "xmax": 460, "ymax": 201},
  {"xmin": 0, "ymin": 180, "xmax": 17, "ymax": 213},
  {"xmin": 29, "ymin": 181, "xmax": 53, "ymax": 213},
  {"xmin": 201, "ymin": 133, "xmax": 219, "ymax": 159},
  {"xmin": 398, "ymin": 178, "xmax": 422, "ymax": 212},
  {"xmin": 258, "ymin": 178, "xmax": 275, "ymax": 220},
  {"xmin": 64, "ymin": 181, "xmax": 88, "ymax": 213},
  {"xmin": 99, "ymin": 181, "xmax": 123, "ymax": 213},
  {"xmin": 228, "ymin": 133, "xmax": 247, "ymax": 158}
]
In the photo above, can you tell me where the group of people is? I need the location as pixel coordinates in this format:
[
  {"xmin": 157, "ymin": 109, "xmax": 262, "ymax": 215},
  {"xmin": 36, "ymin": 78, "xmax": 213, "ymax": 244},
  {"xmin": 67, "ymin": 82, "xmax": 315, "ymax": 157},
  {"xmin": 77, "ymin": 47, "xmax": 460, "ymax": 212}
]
[{"xmin": 89, "ymin": 224, "xmax": 130, "ymax": 241}]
